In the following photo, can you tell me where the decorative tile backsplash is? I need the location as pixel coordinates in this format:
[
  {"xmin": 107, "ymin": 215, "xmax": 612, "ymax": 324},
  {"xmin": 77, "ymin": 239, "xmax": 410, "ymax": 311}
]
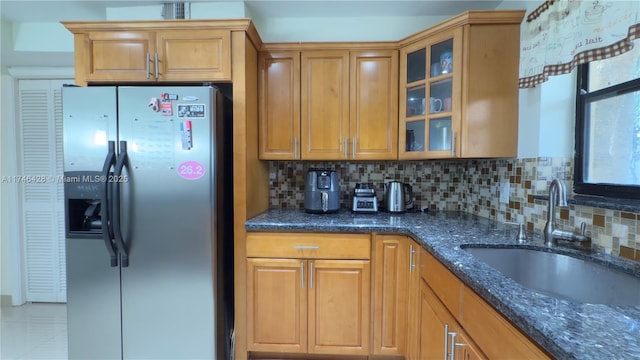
[{"xmin": 268, "ymin": 158, "xmax": 639, "ymax": 260}]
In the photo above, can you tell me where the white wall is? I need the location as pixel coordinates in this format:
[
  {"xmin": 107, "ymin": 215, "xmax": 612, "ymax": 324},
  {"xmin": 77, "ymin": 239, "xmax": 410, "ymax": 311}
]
[
  {"xmin": 517, "ymin": 86, "xmax": 542, "ymax": 158},
  {"xmin": 538, "ymin": 73, "xmax": 576, "ymax": 157},
  {"xmin": 12, "ymin": 22, "xmax": 74, "ymax": 52},
  {"xmin": 106, "ymin": 5, "xmax": 164, "ymax": 20},
  {"xmin": 498, "ymin": 0, "xmax": 576, "ymax": 159},
  {"xmin": 190, "ymin": 2, "xmax": 248, "ymax": 19},
  {"xmin": 0, "ymin": 75, "xmax": 5, "ymax": 300},
  {"xmin": 254, "ymin": 16, "xmax": 449, "ymax": 42},
  {"xmin": 0, "ymin": 74, "xmax": 20, "ymax": 303}
]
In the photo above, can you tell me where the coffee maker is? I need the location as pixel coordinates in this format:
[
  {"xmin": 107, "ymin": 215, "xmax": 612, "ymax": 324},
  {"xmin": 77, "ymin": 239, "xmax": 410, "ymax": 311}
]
[{"xmin": 304, "ymin": 168, "xmax": 340, "ymax": 213}]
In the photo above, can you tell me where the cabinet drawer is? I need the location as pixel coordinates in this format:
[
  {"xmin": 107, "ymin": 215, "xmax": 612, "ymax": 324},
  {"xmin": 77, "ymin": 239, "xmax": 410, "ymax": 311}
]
[
  {"xmin": 419, "ymin": 248, "xmax": 462, "ymax": 320},
  {"xmin": 247, "ymin": 232, "xmax": 371, "ymax": 259}
]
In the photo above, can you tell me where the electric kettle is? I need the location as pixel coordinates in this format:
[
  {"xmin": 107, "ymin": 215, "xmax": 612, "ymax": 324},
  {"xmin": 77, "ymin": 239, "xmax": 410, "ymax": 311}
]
[{"xmin": 384, "ymin": 181, "xmax": 414, "ymax": 213}]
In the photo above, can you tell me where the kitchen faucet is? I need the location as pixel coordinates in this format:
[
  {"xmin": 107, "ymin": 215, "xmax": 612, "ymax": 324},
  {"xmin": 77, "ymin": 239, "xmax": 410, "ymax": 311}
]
[{"xmin": 543, "ymin": 179, "xmax": 588, "ymax": 247}]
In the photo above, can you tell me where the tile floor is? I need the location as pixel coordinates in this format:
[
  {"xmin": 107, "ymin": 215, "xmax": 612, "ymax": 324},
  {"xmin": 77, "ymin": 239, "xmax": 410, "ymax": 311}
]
[{"xmin": 1, "ymin": 302, "xmax": 68, "ymax": 359}]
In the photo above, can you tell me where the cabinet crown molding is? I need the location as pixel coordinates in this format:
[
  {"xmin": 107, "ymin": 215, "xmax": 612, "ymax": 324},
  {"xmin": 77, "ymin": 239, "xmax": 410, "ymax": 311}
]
[
  {"xmin": 62, "ymin": 18, "xmax": 263, "ymax": 49},
  {"xmin": 398, "ymin": 10, "xmax": 525, "ymax": 47}
]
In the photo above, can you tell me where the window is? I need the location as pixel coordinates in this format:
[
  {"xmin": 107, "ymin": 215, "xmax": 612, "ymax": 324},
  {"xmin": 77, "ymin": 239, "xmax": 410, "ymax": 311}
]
[{"xmin": 574, "ymin": 43, "xmax": 640, "ymax": 199}]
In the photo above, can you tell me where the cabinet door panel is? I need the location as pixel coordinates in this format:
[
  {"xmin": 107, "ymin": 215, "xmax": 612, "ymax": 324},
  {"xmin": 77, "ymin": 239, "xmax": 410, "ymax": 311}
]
[
  {"xmin": 419, "ymin": 280, "xmax": 448, "ymax": 360},
  {"xmin": 246, "ymin": 258, "xmax": 307, "ymax": 353},
  {"xmin": 259, "ymin": 51, "xmax": 301, "ymax": 160},
  {"xmin": 308, "ymin": 260, "xmax": 370, "ymax": 355},
  {"xmin": 455, "ymin": 331, "xmax": 487, "ymax": 360},
  {"xmin": 86, "ymin": 31, "xmax": 156, "ymax": 81},
  {"xmin": 406, "ymin": 240, "xmax": 421, "ymax": 360},
  {"xmin": 350, "ymin": 50, "xmax": 398, "ymax": 160},
  {"xmin": 156, "ymin": 29, "xmax": 231, "ymax": 81},
  {"xmin": 461, "ymin": 24, "xmax": 519, "ymax": 158},
  {"xmin": 461, "ymin": 287, "xmax": 551, "ymax": 359},
  {"xmin": 301, "ymin": 51, "xmax": 349, "ymax": 160},
  {"xmin": 372, "ymin": 235, "xmax": 408, "ymax": 355},
  {"xmin": 420, "ymin": 247, "xmax": 462, "ymax": 320}
]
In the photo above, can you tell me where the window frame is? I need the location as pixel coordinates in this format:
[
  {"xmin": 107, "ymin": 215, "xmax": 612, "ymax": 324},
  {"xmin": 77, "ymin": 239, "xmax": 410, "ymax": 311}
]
[{"xmin": 574, "ymin": 63, "xmax": 640, "ymax": 199}]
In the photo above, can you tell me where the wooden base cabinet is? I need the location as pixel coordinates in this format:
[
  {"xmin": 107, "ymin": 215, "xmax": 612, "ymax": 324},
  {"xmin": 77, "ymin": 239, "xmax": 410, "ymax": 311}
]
[
  {"xmin": 417, "ymin": 247, "xmax": 552, "ymax": 360},
  {"xmin": 247, "ymin": 258, "xmax": 307, "ymax": 353},
  {"xmin": 405, "ymin": 240, "xmax": 421, "ymax": 360},
  {"xmin": 371, "ymin": 235, "xmax": 410, "ymax": 356},
  {"xmin": 461, "ymin": 287, "xmax": 552, "ymax": 359},
  {"xmin": 246, "ymin": 233, "xmax": 371, "ymax": 356},
  {"xmin": 420, "ymin": 280, "xmax": 485, "ymax": 360},
  {"xmin": 308, "ymin": 260, "xmax": 371, "ymax": 355}
]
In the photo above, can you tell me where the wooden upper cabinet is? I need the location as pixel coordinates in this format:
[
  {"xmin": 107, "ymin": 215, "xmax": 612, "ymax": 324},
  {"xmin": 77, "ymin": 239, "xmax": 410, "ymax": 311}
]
[
  {"xmin": 258, "ymin": 51, "xmax": 301, "ymax": 159},
  {"xmin": 398, "ymin": 11, "xmax": 524, "ymax": 159},
  {"xmin": 258, "ymin": 47, "xmax": 399, "ymax": 161},
  {"xmin": 301, "ymin": 50, "xmax": 350, "ymax": 160},
  {"xmin": 63, "ymin": 21, "xmax": 237, "ymax": 84},
  {"xmin": 82, "ymin": 31, "xmax": 157, "ymax": 82},
  {"xmin": 156, "ymin": 29, "xmax": 230, "ymax": 81},
  {"xmin": 350, "ymin": 50, "xmax": 398, "ymax": 160}
]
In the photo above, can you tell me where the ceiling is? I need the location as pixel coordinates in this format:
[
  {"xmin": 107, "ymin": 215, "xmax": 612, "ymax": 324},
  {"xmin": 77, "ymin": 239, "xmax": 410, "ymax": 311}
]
[
  {"xmin": 0, "ymin": 0, "xmax": 504, "ymax": 22},
  {"xmin": 0, "ymin": 0, "xmax": 508, "ymax": 68}
]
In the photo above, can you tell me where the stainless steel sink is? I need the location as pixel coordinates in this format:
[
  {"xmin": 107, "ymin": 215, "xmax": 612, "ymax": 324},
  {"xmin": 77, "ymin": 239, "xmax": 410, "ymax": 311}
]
[{"xmin": 463, "ymin": 247, "xmax": 640, "ymax": 306}]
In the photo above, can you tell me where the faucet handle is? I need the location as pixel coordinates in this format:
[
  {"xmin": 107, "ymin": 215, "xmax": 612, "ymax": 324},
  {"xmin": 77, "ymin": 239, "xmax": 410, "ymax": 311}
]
[
  {"xmin": 580, "ymin": 222, "xmax": 587, "ymax": 236},
  {"xmin": 516, "ymin": 223, "xmax": 528, "ymax": 242},
  {"xmin": 505, "ymin": 222, "xmax": 528, "ymax": 243}
]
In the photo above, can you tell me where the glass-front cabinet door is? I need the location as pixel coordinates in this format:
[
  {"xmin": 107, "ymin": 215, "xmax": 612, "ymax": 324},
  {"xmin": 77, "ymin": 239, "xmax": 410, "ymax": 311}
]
[{"xmin": 400, "ymin": 28, "xmax": 462, "ymax": 159}]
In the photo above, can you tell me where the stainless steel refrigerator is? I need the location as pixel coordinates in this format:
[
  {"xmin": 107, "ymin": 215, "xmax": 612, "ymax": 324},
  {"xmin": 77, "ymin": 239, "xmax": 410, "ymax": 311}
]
[{"xmin": 62, "ymin": 85, "xmax": 233, "ymax": 359}]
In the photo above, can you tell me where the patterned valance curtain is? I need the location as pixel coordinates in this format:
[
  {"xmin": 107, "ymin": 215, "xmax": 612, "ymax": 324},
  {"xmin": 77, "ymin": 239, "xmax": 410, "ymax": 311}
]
[{"xmin": 519, "ymin": 0, "xmax": 640, "ymax": 88}]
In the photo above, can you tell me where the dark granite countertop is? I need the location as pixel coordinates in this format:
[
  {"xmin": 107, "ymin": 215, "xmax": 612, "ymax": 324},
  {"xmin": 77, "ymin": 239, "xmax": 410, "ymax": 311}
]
[{"xmin": 245, "ymin": 209, "xmax": 640, "ymax": 360}]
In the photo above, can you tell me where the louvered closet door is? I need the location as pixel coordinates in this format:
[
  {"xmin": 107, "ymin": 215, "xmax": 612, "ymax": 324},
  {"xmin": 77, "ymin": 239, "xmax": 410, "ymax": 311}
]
[{"xmin": 18, "ymin": 79, "xmax": 69, "ymax": 303}]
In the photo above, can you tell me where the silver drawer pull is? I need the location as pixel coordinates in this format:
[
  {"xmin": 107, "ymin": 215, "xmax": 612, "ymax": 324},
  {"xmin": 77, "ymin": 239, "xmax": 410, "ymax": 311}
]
[{"xmin": 294, "ymin": 245, "xmax": 320, "ymax": 250}]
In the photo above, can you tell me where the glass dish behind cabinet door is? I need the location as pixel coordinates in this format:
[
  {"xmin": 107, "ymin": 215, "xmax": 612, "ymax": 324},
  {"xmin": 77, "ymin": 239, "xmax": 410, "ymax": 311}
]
[
  {"xmin": 429, "ymin": 78, "xmax": 452, "ymax": 113},
  {"xmin": 430, "ymin": 39, "xmax": 454, "ymax": 77},
  {"xmin": 428, "ymin": 118, "xmax": 452, "ymax": 151},
  {"xmin": 406, "ymin": 86, "xmax": 426, "ymax": 117},
  {"xmin": 407, "ymin": 48, "xmax": 426, "ymax": 83},
  {"xmin": 406, "ymin": 120, "xmax": 425, "ymax": 152}
]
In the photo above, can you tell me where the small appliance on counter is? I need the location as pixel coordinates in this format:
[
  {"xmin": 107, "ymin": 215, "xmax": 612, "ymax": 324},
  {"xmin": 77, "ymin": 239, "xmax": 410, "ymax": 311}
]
[
  {"xmin": 384, "ymin": 181, "xmax": 414, "ymax": 213},
  {"xmin": 304, "ymin": 168, "xmax": 340, "ymax": 213},
  {"xmin": 351, "ymin": 183, "xmax": 378, "ymax": 213}
]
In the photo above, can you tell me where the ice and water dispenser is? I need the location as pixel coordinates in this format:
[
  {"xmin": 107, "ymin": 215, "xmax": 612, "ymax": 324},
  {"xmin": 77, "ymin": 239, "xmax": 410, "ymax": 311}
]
[{"xmin": 64, "ymin": 171, "xmax": 104, "ymax": 239}]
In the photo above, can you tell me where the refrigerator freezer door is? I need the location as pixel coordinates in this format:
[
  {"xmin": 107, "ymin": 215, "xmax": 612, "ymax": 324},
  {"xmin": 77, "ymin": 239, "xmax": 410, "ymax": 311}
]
[
  {"xmin": 116, "ymin": 86, "xmax": 217, "ymax": 359},
  {"xmin": 62, "ymin": 86, "xmax": 118, "ymax": 172},
  {"xmin": 66, "ymin": 238, "xmax": 122, "ymax": 359},
  {"xmin": 63, "ymin": 86, "xmax": 122, "ymax": 359}
]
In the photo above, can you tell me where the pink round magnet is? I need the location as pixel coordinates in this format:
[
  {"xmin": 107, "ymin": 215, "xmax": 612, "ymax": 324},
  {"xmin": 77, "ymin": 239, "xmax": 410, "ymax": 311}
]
[{"xmin": 177, "ymin": 161, "xmax": 206, "ymax": 180}]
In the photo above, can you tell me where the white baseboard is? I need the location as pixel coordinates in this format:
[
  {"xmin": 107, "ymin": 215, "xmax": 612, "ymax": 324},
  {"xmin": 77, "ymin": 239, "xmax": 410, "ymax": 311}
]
[{"xmin": 1, "ymin": 294, "xmax": 12, "ymax": 306}]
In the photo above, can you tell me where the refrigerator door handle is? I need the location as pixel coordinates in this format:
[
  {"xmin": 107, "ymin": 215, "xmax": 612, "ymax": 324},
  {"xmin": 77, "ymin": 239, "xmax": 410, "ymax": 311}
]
[
  {"xmin": 113, "ymin": 140, "xmax": 130, "ymax": 267},
  {"xmin": 101, "ymin": 141, "xmax": 118, "ymax": 267}
]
